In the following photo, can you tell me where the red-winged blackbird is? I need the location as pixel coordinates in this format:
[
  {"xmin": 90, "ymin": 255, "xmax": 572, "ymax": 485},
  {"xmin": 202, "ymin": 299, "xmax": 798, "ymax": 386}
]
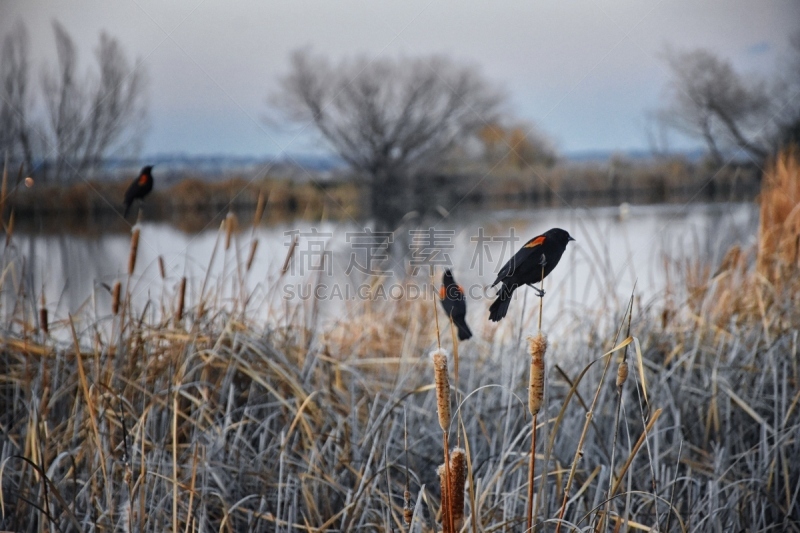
[
  {"xmin": 440, "ymin": 269, "xmax": 473, "ymax": 340},
  {"xmin": 124, "ymin": 165, "xmax": 154, "ymax": 217},
  {"xmin": 488, "ymin": 227, "xmax": 575, "ymax": 322}
]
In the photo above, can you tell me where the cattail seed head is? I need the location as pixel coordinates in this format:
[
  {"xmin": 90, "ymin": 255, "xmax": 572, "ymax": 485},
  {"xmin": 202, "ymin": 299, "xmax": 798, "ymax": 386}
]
[
  {"xmin": 449, "ymin": 448, "xmax": 466, "ymax": 529},
  {"xmin": 528, "ymin": 332, "xmax": 547, "ymax": 416},
  {"xmin": 403, "ymin": 490, "xmax": 413, "ymax": 525},
  {"xmin": 39, "ymin": 307, "xmax": 48, "ymax": 335},
  {"xmin": 616, "ymin": 360, "xmax": 629, "ymax": 388},
  {"xmin": 431, "ymin": 348, "xmax": 451, "ymax": 432},
  {"xmin": 254, "ymin": 191, "xmax": 266, "ymax": 227},
  {"xmin": 158, "ymin": 255, "xmax": 166, "ymax": 279},
  {"xmin": 437, "ymin": 464, "xmax": 451, "ymax": 533},
  {"xmin": 175, "ymin": 277, "xmax": 186, "ymax": 324},
  {"xmin": 247, "ymin": 239, "xmax": 259, "ymax": 271},
  {"xmin": 112, "ymin": 281, "xmax": 122, "ymax": 315},
  {"xmin": 128, "ymin": 228, "xmax": 140, "ymax": 275}
]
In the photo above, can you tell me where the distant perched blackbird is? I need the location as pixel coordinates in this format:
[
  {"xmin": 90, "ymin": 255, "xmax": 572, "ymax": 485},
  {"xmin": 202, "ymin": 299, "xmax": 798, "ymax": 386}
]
[
  {"xmin": 439, "ymin": 269, "xmax": 472, "ymax": 341},
  {"xmin": 488, "ymin": 228, "xmax": 575, "ymax": 322},
  {"xmin": 124, "ymin": 165, "xmax": 154, "ymax": 218}
]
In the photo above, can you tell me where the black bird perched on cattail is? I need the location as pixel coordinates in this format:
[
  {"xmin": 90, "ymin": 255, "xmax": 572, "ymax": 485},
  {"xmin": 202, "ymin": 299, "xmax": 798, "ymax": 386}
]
[
  {"xmin": 488, "ymin": 228, "xmax": 575, "ymax": 322},
  {"xmin": 123, "ymin": 165, "xmax": 154, "ymax": 218},
  {"xmin": 439, "ymin": 269, "xmax": 472, "ymax": 340}
]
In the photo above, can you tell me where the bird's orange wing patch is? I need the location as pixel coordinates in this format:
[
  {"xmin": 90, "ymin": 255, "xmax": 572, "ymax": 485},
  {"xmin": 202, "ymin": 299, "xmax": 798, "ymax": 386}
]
[
  {"xmin": 439, "ymin": 286, "xmax": 446, "ymax": 299},
  {"xmin": 138, "ymin": 174, "xmax": 148, "ymax": 186},
  {"xmin": 524, "ymin": 236, "xmax": 546, "ymax": 248},
  {"xmin": 457, "ymin": 285, "xmax": 465, "ymax": 295}
]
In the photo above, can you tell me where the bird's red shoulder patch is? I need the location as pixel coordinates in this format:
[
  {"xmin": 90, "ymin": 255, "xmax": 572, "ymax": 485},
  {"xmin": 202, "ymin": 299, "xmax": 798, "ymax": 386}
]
[
  {"xmin": 457, "ymin": 285, "xmax": 465, "ymax": 295},
  {"xmin": 439, "ymin": 286, "xmax": 446, "ymax": 299},
  {"xmin": 524, "ymin": 235, "xmax": 546, "ymax": 248},
  {"xmin": 138, "ymin": 174, "xmax": 148, "ymax": 186}
]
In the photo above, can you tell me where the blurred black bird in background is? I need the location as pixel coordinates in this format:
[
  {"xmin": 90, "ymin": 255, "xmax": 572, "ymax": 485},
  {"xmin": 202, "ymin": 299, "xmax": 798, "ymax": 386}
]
[
  {"xmin": 440, "ymin": 269, "xmax": 472, "ymax": 340},
  {"xmin": 488, "ymin": 227, "xmax": 575, "ymax": 322},
  {"xmin": 124, "ymin": 165, "xmax": 154, "ymax": 218}
]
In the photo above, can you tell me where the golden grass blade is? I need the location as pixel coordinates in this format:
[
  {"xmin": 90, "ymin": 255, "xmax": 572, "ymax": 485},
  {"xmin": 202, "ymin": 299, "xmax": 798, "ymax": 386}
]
[
  {"xmin": 632, "ymin": 337, "xmax": 648, "ymax": 408},
  {"xmin": 610, "ymin": 408, "xmax": 663, "ymax": 496},
  {"xmin": 720, "ymin": 384, "xmax": 774, "ymax": 434}
]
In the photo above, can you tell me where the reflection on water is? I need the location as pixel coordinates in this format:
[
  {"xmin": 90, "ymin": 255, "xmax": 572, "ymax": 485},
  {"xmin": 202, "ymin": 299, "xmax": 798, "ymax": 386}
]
[{"xmin": 2, "ymin": 203, "xmax": 758, "ymax": 329}]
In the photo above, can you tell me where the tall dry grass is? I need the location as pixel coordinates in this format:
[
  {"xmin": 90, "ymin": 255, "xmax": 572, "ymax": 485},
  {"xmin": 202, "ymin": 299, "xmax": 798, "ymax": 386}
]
[{"xmin": 1, "ymin": 152, "xmax": 799, "ymax": 531}]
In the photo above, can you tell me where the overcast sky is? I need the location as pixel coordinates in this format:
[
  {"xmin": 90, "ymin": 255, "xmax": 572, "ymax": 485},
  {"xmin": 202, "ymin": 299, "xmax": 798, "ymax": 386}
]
[{"xmin": 2, "ymin": 0, "xmax": 798, "ymax": 158}]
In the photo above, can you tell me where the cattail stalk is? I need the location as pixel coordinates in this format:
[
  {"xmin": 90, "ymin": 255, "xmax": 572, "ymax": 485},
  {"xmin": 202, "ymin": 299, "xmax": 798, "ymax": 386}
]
[
  {"xmin": 158, "ymin": 256, "xmax": 166, "ymax": 279},
  {"xmin": 431, "ymin": 348, "xmax": 455, "ymax": 533},
  {"xmin": 528, "ymin": 269, "xmax": 546, "ymax": 531},
  {"xmin": 0, "ymin": 156, "xmax": 7, "ymax": 219},
  {"xmin": 281, "ymin": 235, "xmax": 298, "ymax": 275},
  {"xmin": 404, "ymin": 408, "xmax": 413, "ymax": 527},
  {"xmin": 599, "ymin": 302, "xmax": 634, "ymax": 532},
  {"xmin": 526, "ymin": 332, "xmax": 547, "ymax": 531},
  {"xmin": 247, "ymin": 239, "xmax": 259, "ymax": 271},
  {"xmin": 128, "ymin": 228, "xmax": 140, "ymax": 276}
]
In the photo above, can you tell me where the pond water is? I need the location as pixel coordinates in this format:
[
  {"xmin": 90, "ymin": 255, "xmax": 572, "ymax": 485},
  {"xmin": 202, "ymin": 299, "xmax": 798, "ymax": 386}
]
[{"xmin": 1, "ymin": 202, "xmax": 758, "ymax": 330}]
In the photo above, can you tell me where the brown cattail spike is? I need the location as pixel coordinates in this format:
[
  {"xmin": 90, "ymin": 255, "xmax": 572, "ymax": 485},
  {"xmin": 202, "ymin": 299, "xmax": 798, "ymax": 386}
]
[
  {"xmin": 616, "ymin": 360, "xmax": 629, "ymax": 388},
  {"xmin": 158, "ymin": 256, "xmax": 166, "ymax": 279},
  {"xmin": 528, "ymin": 332, "xmax": 547, "ymax": 416},
  {"xmin": 431, "ymin": 348, "xmax": 451, "ymax": 432},
  {"xmin": 254, "ymin": 191, "xmax": 266, "ymax": 227},
  {"xmin": 128, "ymin": 228, "xmax": 140, "ymax": 276},
  {"xmin": 39, "ymin": 307, "xmax": 48, "ymax": 335},
  {"xmin": 449, "ymin": 448, "xmax": 466, "ymax": 530},
  {"xmin": 247, "ymin": 239, "xmax": 259, "ymax": 271},
  {"xmin": 176, "ymin": 277, "xmax": 187, "ymax": 324},
  {"xmin": 403, "ymin": 489, "xmax": 413, "ymax": 525},
  {"xmin": 112, "ymin": 281, "xmax": 122, "ymax": 315},
  {"xmin": 5, "ymin": 209, "xmax": 14, "ymax": 248}
]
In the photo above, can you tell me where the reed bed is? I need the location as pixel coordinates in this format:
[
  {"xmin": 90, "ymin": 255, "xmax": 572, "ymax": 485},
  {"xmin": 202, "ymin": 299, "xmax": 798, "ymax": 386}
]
[{"xmin": 0, "ymin": 151, "xmax": 799, "ymax": 531}]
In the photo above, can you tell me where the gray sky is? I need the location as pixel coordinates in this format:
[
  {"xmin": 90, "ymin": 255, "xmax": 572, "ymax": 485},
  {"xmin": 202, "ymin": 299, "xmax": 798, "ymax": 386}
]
[{"xmin": 2, "ymin": 0, "xmax": 798, "ymax": 158}]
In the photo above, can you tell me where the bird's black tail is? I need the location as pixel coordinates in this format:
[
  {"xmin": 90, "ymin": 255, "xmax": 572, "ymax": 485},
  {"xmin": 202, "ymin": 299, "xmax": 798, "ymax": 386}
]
[
  {"xmin": 488, "ymin": 284, "xmax": 515, "ymax": 322},
  {"xmin": 453, "ymin": 317, "xmax": 472, "ymax": 341}
]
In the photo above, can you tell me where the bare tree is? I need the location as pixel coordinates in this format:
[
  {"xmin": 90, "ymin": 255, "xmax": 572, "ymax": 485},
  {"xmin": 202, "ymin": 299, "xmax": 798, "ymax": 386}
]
[
  {"xmin": 42, "ymin": 22, "xmax": 87, "ymax": 182},
  {"xmin": 271, "ymin": 50, "xmax": 502, "ymax": 227},
  {"xmin": 0, "ymin": 24, "xmax": 36, "ymax": 173},
  {"xmin": 660, "ymin": 48, "xmax": 773, "ymax": 164},
  {"xmin": 41, "ymin": 21, "xmax": 147, "ymax": 182},
  {"xmin": 774, "ymin": 31, "xmax": 800, "ymax": 147}
]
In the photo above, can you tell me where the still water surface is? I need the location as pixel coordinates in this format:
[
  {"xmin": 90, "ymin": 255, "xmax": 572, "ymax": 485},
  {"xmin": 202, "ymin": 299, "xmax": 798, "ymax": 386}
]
[{"xmin": 3, "ymin": 202, "xmax": 758, "ymax": 328}]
